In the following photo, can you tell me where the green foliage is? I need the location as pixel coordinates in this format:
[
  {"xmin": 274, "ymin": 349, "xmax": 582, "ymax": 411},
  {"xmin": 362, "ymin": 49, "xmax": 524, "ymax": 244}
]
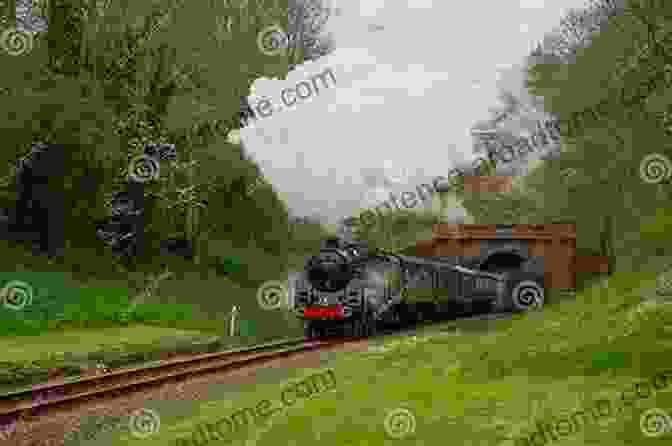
[
  {"xmin": 288, "ymin": 218, "xmax": 331, "ymax": 253},
  {"xmin": 461, "ymin": 0, "xmax": 671, "ymax": 272},
  {"xmin": 461, "ymin": 188, "xmax": 540, "ymax": 224},
  {"xmin": 640, "ymin": 207, "xmax": 672, "ymax": 242},
  {"xmin": 0, "ymin": 0, "xmax": 330, "ymax": 295},
  {"xmin": 0, "ymin": 278, "xmax": 198, "ymax": 335}
]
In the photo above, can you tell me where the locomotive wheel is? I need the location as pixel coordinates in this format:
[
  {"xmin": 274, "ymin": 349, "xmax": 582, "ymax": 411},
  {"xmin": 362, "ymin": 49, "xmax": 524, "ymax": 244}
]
[
  {"xmin": 354, "ymin": 316, "xmax": 369, "ymax": 337},
  {"xmin": 397, "ymin": 303, "xmax": 417, "ymax": 325},
  {"xmin": 388, "ymin": 307, "xmax": 403, "ymax": 327},
  {"xmin": 371, "ymin": 311, "xmax": 380, "ymax": 335},
  {"xmin": 442, "ymin": 301, "xmax": 462, "ymax": 319},
  {"xmin": 304, "ymin": 322, "xmax": 314, "ymax": 339},
  {"xmin": 351, "ymin": 318, "xmax": 364, "ymax": 337},
  {"xmin": 490, "ymin": 287, "xmax": 509, "ymax": 313},
  {"xmin": 360, "ymin": 311, "xmax": 377, "ymax": 337},
  {"xmin": 304, "ymin": 322, "xmax": 321, "ymax": 339},
  {"xmin": 416, "ymin": 303, "xmax": 436, "ymax": 322},
  {"xmin": 368, "ymin": 319, "xmax": 376, "ymax": 337},
  {"xmin": 472, "ymin": 300, "xmax": 493, "ymax": 315}
]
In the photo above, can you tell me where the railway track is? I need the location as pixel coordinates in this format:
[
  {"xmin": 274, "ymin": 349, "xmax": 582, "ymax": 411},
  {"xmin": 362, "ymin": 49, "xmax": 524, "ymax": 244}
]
[
  {"xmin": 0, "ymin": 310, "xmax": 514, "ymax": 423},
  {"xmin": 0, "ymin": 336, "xmax": 349, "ymax": 421}
]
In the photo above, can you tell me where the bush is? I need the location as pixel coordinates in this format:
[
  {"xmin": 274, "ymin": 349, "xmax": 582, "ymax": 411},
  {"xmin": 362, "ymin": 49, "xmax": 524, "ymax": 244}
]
[{"xmin": 0, "ymin": 272, "xmax": 200, "ymax": 335}]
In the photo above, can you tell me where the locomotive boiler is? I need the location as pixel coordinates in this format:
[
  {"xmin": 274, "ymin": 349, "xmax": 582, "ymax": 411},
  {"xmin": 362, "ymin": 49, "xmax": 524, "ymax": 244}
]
[{"xmin": 293, "ymin": 237, "xmax": 404, "ymax": 337}]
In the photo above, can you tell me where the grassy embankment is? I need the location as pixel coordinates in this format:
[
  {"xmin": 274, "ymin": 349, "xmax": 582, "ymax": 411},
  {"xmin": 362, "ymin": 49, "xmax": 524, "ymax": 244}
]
[
  {"xmin": 0, "ymin": 240, "xmax": 308, "ymax": 391},
  {"xmin": 88, "ymin": 257, "xmax": 672, "ymax": 446}
]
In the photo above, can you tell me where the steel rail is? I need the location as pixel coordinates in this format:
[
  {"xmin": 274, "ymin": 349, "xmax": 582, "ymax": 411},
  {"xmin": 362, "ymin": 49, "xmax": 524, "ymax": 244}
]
[
  {"xmin": 0, "ymin": 336, "xmax": 345, "ymax": 418},
  {"xmin": 0, "ymin": 312, "xmax": 510, "ymax": 419}
]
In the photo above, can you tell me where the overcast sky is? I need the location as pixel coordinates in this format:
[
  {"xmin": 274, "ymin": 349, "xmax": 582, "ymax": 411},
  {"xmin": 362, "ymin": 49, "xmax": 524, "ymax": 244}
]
[
  {"xmin": 238, "ymin": 0, "xmax": 590, "ymax": 226},
  {"xmin": 13, "ymin": 0, "xmax": 588, "ymax": 226}
]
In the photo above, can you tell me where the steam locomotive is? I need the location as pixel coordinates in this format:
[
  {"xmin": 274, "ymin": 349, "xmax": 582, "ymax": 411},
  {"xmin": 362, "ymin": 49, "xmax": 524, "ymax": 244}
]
[{"xmin": 293, "ymin": 237, "xmax": 545, "ymax": 338}]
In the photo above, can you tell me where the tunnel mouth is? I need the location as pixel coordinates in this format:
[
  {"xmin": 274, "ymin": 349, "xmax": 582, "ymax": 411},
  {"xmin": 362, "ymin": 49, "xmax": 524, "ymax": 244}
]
[{"xmin": 478, "ymin": 251, "xmax": 526, "ymax": 274}]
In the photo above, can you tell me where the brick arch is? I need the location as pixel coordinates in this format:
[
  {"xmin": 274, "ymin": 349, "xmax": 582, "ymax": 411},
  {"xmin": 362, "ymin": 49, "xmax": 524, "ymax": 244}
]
[
  {"xmin": 401, "ymin": 223, "xmax": 609, "ymax": 291},
  {"xmin": 477, "ymin": 240, "xmax": 530, "ymax": 261}
]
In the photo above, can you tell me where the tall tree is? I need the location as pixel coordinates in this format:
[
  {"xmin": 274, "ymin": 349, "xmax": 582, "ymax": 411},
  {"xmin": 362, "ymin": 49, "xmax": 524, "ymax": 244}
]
[
  {"xmin": 0, "ymin": 0, "xmax": 333, "ymax": 275},
  {"xmin": 523, "ymin": 0, "xmax": 672, "ymax": 270}
]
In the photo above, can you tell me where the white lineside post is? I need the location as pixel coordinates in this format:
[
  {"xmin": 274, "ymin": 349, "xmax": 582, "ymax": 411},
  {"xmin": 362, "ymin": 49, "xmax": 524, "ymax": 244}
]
[
  {"xmin": 287, "ymin": 276, "xmax": 295, "ymax": 309},
  {"xmin": 229, "ymin": 305, "xmax": 239, "ymax": 337},
  {"xmin": 186, "ymin": 154, "xmax": 200, "ymax": 265}
]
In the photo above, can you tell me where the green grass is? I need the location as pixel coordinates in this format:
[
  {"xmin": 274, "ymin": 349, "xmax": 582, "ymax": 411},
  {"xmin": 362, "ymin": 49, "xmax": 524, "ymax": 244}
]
[
  {"xmin": 89, "ymin": 264, "xmax": 672, "ymax": 446},
  {"xmin": 0, "ymin": 325, "xmax": 208, "ymax": 363},
  {"xmin": 0, "ymin": 270, "xmax": 234, "ymax": 336},
  {"xmin": 0, "ymin": 324, "xmax": 228, "ymax": 393},
  {"xmin": 0, "ymin": 264, "xmax": 305, "ymax": 391},
  {"xmin": 0, "ymin": 250, "xmax": 306, "ymax": 338},
  {"xmin": 0, "ymin": 238, "xmax": 309, "ymax": 332}
]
